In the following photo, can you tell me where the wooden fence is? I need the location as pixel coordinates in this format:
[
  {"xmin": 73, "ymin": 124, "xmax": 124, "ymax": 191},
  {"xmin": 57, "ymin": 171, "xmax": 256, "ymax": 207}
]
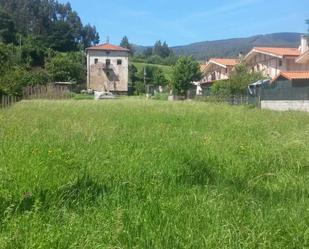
[
  {"xmin": 23, "ymin": 84, "xmax": 72, "ymax": 100},
  {"xmin": 1, "ymin": 84, "xmax": 72, "ymax": 109},
  {"xmin": 0, "ymin": 95, "xmax": 21, "ymax": 109}
]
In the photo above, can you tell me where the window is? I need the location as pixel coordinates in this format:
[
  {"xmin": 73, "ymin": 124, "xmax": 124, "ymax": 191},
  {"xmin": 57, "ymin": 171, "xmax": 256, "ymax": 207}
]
[
  {"xmin": 94, "ymin": 58, "xmax": 98, "ymax": 64},
  {"xmin": 106, "ymin": 59, "xmax": 111, "ymax": 66},
  {"xmin": 278, "ymin": 59, "xmax": 283, "ymax": 67},
  {"xmin": 117, "ymin": 59, "xmax": 122, "ymax": 65}
]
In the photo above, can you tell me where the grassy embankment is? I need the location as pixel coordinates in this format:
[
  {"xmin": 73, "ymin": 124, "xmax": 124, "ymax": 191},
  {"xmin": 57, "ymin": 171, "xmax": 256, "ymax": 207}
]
[
  {"xmin": 130, "ymin": 62, "xmax": 173, "ymax": 80},
  {"xmin": 0, "ymin": 99, "xmax": 308, "ymax": 248}
]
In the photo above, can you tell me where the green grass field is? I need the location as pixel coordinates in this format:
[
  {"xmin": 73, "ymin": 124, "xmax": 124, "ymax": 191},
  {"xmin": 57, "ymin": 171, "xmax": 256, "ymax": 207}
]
[
  {"xmin": 0, "ymin": 99, "xmax": 309, "ymax": 248},
  {"xmin": 130, "ymin": 62, "xmax": 173, "ymax": 80}
]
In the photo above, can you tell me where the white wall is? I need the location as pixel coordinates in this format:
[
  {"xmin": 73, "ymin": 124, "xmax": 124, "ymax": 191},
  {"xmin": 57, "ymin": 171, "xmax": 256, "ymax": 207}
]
[
  {"xmin": 261, "ymin": 100, "xmax": 309, "ymax": 112},
  {"xmin": 204, "ymin": 64, "xmax": 232, "ymax": 82}
]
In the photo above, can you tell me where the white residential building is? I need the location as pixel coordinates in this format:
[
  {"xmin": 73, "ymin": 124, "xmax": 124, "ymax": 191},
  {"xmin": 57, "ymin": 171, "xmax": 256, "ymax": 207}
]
[{"xmin": 86, "ymin": 43, "xmax": 129, "ymax": 94}]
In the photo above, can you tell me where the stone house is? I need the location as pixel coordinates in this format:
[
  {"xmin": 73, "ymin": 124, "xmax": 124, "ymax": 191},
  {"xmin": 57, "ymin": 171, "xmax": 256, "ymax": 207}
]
[{"xmin": 86, "ymin": 43, "xmax": 129, "ymax": 94}]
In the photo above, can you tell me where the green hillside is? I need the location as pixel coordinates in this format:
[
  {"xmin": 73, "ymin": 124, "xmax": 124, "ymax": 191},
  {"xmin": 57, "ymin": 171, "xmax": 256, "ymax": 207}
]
[{"xmin": 130, "ymin": 62, "xmax": 173, "ymax": 80}]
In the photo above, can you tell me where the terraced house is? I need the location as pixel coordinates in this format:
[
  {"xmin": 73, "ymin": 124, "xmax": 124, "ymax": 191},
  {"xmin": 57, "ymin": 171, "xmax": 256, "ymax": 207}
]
[
  {"xmin": 244, "ymin": 36, "xmax": 309, "ymax": 79},
  {"xmin": 200, "ymin": 58, "xmax": 238, "ymax": 84}
]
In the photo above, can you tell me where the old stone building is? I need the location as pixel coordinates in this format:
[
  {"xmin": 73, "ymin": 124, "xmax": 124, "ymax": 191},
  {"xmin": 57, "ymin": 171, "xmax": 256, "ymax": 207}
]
[{"xmin": 86, "ymin": 43, "xmax": 129, "ymax": 94}]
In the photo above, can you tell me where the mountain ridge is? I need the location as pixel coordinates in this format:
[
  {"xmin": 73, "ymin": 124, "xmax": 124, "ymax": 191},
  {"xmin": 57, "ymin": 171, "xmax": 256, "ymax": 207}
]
[{"xmin": 133, "ymin": 32, "xmax": 303, "ymax": 60}]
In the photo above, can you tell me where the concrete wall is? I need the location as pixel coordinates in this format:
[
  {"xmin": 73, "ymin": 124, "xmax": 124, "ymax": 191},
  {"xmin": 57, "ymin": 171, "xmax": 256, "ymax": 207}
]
[
  {"xmin": 261, "ymin": 100, "xmax": 309, "ymax": 112},
  {"xmin": 87, "ymin": 50, "xmax": 128, "ymax": 92}
]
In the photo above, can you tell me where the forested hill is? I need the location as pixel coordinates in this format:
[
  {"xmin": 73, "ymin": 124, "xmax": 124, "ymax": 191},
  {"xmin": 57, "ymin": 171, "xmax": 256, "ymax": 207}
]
[
  {"xmin": 134, "ymin": 32, "xmax": 302, "ymax": 60},
  {"xmin": 0, "ymin": 0, "xmax": 99, "ymax": 51},
  {"xmin": 0, "ymin": 0, "xmax": 100, "ymax": 96}
]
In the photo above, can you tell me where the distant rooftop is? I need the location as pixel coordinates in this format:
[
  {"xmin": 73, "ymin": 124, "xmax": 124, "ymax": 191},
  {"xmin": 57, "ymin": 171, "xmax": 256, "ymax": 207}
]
[
  {"xmin": 273, "ymin": 71, "xmax": 309, "ymax": 81},
  {"xmin": 246, "ymin": 47, "xmax": 301, "ymax": 59},
  {"xmin": 86, "ymin": 43, "xmax": 130, "ymax": 52},
  {"xmin": 208, "ymin": 58, "xmax": 238, "ymax": 67}
]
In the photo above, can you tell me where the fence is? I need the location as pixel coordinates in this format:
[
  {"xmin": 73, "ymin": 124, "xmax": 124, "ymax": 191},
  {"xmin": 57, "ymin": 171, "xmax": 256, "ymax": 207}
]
[
  {"xmin": 261, "ymin": 86, "xmax": 309, "ymax": 101},
  {"xmin": 0, "ymin": 95, "xmax": 21, "ymax": 109},
  {"xmin": 0, "ymin": 84, "xmax": 73, "ymax": 109},
  {"xmin": 23, "ymin": 84, "xmax": 73, "ymax": 100}
]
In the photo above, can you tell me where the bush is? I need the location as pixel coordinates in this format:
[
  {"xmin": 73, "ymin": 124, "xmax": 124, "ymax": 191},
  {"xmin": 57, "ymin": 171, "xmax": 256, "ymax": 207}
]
[
  {"xmin": 23, "ymin": 69, "xmax": 49, "ymax": 86},
  {"xmin": 171, "ymin": 56, "xmax": 202, "ymax": 97},
  {"xmin": 0, "ymin": 67, "xmax": 27, "ymax": 95},
  {"xmin": 45, "ymin": 52, "xmax": 85, "ymax": 84},
  {"xmin": 152, "ymin": 92, "xmax": 169, "ymax": 100},
  {"xmin": 211, "ymin": 63, "xmax": 264, "ymax": 98}
]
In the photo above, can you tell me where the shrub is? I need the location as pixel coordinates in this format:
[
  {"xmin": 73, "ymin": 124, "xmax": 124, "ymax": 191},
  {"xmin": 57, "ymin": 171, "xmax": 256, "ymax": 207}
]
[
  {"xmin": 45, "ymin": 52, "xmax": 85, "ymax": 84},
  {"xmin": 171, "ymin": 56, "xmax": 202, "ymax": 97}
]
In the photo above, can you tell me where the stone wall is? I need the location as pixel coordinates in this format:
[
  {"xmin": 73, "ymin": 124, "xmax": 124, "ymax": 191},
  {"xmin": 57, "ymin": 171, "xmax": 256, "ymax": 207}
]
[{"xmin": 87, "ymin": 50, "xmax": 128, "ymax": 93}]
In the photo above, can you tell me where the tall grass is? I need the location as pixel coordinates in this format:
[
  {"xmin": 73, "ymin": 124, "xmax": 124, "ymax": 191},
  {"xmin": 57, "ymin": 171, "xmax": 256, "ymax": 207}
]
[{"xmin": 0, "ymin": 99, "xmax": 308, "ymax": 248}]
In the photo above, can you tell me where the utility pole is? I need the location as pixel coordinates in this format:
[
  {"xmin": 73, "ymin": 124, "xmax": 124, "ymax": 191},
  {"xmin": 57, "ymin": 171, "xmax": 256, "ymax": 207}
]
[
  {"xmin": 19, "ymin": 34, "xmax": 22, "ymax": 61},
  {"xmin": 144, "ymin": 67, "xmax": 147, "ymax": 94}
]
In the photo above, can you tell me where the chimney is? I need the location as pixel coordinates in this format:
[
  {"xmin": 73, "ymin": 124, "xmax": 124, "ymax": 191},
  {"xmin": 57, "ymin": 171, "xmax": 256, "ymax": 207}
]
[{"xmin": 300, "ymin": 35, "xmax": 308, "ymax": 54}]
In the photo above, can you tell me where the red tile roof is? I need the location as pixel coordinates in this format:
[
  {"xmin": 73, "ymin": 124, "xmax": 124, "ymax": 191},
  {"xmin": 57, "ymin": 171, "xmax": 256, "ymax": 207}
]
[
  {"xmin": 86, "ymin": 43, "xmax": 130, "ymax": 52},
  {"xmin": 209, "ymin": 58, "xmax": 238, "ymax": 67},
  {"xmin": 273, "ymin": 71, "xmax": 309, "ymax": 81},
  {"xmin": 251, "ymin": 47, "xmax": 301, "ymax": 57}
]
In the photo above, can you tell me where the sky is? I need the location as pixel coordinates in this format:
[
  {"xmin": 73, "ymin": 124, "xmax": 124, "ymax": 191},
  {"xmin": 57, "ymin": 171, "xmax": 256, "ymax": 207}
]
[{"xmin": 60, "ymin": 0, "xmax": 309, "ymax": 46}]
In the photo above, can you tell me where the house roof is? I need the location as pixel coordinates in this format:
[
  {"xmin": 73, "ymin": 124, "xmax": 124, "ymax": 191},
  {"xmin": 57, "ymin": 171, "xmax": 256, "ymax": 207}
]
[
  {"xmin": 202, "ymin": 58, "xmax": 238, "ymax": 73},
  {"xmin": 296, "ymin": 50, "xmax": 309, "ymax": 64},
  {"xmin": 209, "ymin": 58, "xmax": 238, "ymax": 67},
  {"xmin": 86, "ymin": 43, "xmax": 130, "ymax": 52},
  {"xmin": 245, "ymin": 47, "xmax": 301, "ymax": 60},
  {"xmin": 272, "ymin": 71, "xmax": 309, "ymax": 82}
]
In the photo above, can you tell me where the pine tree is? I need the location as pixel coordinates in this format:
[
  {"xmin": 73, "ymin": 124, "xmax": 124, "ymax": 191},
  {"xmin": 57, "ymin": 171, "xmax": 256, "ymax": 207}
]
[
  {"xmin": 120, "ymin": 36, "xmax": 133, "ymax": 55},
  {"xmin": 0, "ymin": 9, "xmax": 16, "ymax": 43},
  {"xmin": 153, "ymin": 40, "xmax": 162, "ymax": 57}
]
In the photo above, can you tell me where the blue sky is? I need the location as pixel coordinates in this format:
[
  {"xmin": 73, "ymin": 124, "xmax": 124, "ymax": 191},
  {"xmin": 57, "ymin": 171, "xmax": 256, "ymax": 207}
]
[{"xmin": 60, "ymin": 0, "xmax": 308, "ymax": 46}]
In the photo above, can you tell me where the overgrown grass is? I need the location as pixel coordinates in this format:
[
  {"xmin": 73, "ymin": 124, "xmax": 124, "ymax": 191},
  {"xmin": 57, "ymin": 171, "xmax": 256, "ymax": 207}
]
[{"xmin": 0, "ymin": 99, "xmax": 308, "ymax": 248}]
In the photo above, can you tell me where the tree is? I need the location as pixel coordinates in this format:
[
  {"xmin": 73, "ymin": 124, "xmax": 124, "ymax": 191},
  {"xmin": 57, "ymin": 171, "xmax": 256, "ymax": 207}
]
[
  {"xmin": 0, "ymin": 0, "xmax": 99, "ymax": 52},
  {"xmin": 0, "ymin": 9, "xmax": 16, "ymax": 44},
  {"xmin": 171, "ymin": 56, "xmax": 202, "ymax": 97},
  {"xmin": 81, "ymin": 24, "xmax": 99, "ymax": 48},
  {"xmin": 128, "ymin": 64, "xmax": 138, "ymax": 92},
  {"xmin": 21, "ymin": 35, "xmax": 46, "ymax": 67},
  {"xmin": 152, "ymin": 40, "xmax": 171, "ymax": 58},
  {"xmin": 153, "ymin": 40, "xmax": 162, "ymax": 57},
  {"xmin": 47, "ymin": 21, "xmax": 77, "ymax": 52},
  {"xmin": 143, "ymin": 47, "xmax": 152, "ymax": 57},
  {"xmin": 120, "ymin": 36, "xmax": 134, "ymax": 55},
  {"xmin": 153, "ymin": 68, "xmax": 167, "ymax": 86},
  {"xmin": 45, "ymin": 52, "xmax": 85, "ymax": 83},
  {"xmin": 211, "ymin": 63, "xmax": 263, "ymax": 97},
  {"xmin": 161, "ymin": 41, "xmax": 171, "ymax": 58}
]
